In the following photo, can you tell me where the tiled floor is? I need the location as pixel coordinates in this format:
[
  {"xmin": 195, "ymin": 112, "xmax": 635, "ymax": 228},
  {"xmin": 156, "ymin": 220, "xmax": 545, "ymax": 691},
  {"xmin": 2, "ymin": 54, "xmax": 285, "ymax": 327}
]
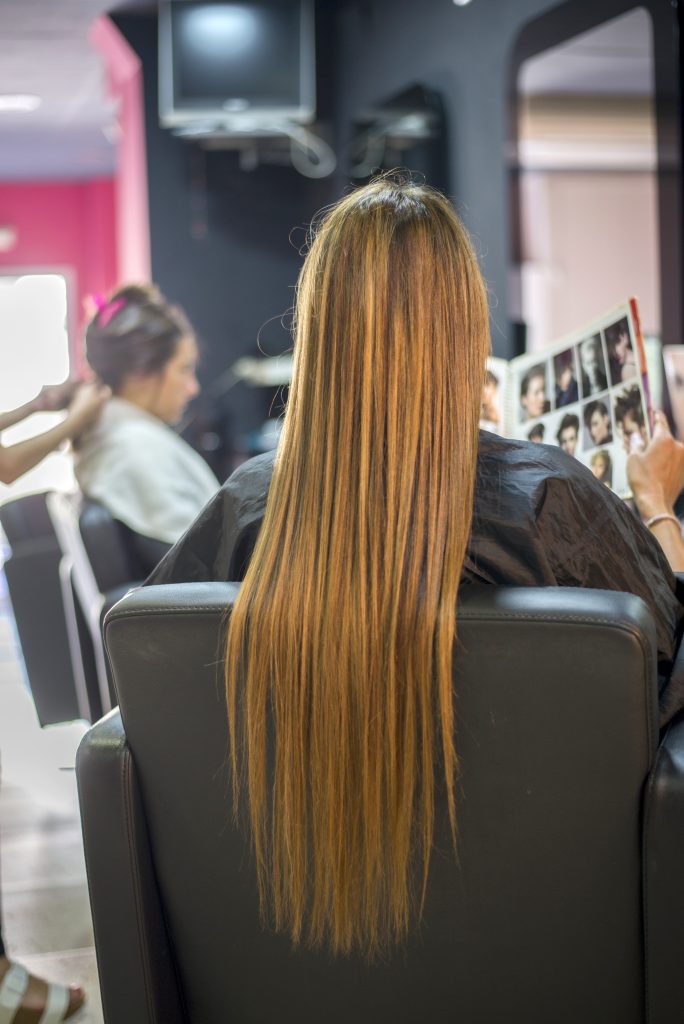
[{"xmin": 0, "ymin": 591, "xmax": 103, "ymax": 1023}]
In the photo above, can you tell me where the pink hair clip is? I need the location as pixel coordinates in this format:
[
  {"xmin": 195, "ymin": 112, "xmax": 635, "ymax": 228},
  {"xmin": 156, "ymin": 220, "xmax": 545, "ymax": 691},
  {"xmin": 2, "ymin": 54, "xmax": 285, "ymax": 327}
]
[{"xmin": 97, "ymin": 296, "xmax": 126, "ymax": 328}]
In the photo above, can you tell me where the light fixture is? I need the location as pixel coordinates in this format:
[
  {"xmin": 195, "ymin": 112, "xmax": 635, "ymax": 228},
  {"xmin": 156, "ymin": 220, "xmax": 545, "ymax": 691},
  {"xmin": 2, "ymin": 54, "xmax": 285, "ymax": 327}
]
[
  {"xmin": 0, "ymin": 94, "xmax": 42, "ymax": 112},
  {"xmin": 452, "ymin": 0, "xmax": 473, "ymax": 6}
]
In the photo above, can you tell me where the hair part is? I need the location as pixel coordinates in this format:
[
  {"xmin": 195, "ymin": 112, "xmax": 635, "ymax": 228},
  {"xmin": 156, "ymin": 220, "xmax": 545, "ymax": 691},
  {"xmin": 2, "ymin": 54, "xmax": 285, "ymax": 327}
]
[
  {"xmin": 224, "ymin": 174, "xmax": 490, "ymax": 959},
  {"xmin": 85, "ymin": 283, "xmax": 192, "ymax": 392}
]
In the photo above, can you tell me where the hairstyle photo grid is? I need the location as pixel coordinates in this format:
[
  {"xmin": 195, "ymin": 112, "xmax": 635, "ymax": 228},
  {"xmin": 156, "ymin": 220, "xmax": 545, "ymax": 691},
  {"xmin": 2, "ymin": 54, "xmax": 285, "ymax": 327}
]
[{"xmin": 499, "ymin": 310, "xmax": 646, "ymax": 494}]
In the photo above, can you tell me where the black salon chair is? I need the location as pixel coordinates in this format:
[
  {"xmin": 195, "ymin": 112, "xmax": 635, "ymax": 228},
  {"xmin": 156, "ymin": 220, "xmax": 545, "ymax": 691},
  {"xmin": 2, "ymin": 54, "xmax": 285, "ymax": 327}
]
[
  {"xmin": 78, "ymin": 499, "xmax": 170, "ymax": 584},
  {"xmin": 77, "ymin": 582, "xmax": 684, "ymax": 1024},
  {"xmin": 0, "ymin": 492, "xmax": 81, "ymax": 724},
  {"xmin": 47, "ymin": 493, "xmax": 150, "ymax": 721}
]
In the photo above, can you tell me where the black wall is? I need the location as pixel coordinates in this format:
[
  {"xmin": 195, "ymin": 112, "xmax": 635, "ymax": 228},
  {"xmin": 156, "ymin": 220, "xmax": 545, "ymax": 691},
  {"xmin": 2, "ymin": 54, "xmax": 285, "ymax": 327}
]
[{"xmin": 113, "ymin": 10, "xmax": 338, "ymax": 472}]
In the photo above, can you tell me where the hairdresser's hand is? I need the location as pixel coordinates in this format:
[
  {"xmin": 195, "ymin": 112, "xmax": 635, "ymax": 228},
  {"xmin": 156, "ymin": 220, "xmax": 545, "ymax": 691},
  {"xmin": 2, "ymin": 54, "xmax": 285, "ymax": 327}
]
[
  {"xmin": 627, "ymin": 410, "xmax": 684, "ymax": 519},
  {"xmin": 63, "ymin": 382, "xmax": 111, "ymax": 439},
  {"xmin": 35, "ymin": 380, "xmax": 82, "ymax": 412}
]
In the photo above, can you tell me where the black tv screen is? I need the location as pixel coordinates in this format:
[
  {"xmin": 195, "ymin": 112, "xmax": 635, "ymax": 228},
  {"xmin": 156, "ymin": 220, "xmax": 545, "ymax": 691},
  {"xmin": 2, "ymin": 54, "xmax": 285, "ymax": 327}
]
[{"xmin": 159, "ymin": 0, "xmax": 315, "ymax": 127}]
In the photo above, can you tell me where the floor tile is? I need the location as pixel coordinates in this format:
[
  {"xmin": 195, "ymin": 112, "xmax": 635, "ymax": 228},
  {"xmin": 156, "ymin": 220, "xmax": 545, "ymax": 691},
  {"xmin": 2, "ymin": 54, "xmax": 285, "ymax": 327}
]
[
  {"xmin": 2, "ymin": 882, "xmax": 95, "ymax": 957},
  {"xmin": 0, "ymin": 587, "xmax": 103, "ymax": 1020},
  {"xmin": 18, "ymin": 947, "xmax": 103, "ymax": 1023}
]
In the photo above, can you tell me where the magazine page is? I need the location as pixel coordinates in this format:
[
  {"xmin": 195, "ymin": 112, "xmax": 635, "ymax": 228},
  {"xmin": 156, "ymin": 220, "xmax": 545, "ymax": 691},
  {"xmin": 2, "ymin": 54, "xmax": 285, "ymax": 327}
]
[
  {"xmin": 643, "ymin": 336, "xmax": 665, "ymax": 414},
  {"xmin": 506, "ymin": 299, "xmax": 650, "ymax": 499},
  {"xmin": 662, "ymin": 344, "xmax": 684, "ymax": 440},
  {"xmin": 480, "ymin": 356, "xmax": 509, "ymax": 434}
]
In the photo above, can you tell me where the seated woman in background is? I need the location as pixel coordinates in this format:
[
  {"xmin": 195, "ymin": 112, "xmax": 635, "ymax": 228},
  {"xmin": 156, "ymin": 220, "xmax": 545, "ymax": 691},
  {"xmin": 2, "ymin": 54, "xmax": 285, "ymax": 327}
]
[
  {"xmin": 75, "ymin": 285, "xmax": 220, "ymax": 574},
  {"xmin": 148, "ymin": 176, "xmax": 684, "ymax": 958}
]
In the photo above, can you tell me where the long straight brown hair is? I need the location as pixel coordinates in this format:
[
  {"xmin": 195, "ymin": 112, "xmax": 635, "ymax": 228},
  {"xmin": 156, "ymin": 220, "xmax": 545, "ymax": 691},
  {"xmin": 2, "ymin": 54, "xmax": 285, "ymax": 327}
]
[{"xmin": 225, "ymin": 175, "xmax": 490, "ymax": 959}]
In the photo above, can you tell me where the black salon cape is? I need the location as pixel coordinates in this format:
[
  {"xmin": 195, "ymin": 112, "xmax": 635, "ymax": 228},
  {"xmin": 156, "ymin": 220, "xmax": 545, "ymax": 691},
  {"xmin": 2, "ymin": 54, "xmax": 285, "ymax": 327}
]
[{"xmin": 147, "ymin": 431, "xmax": 684, "ymax": 725}]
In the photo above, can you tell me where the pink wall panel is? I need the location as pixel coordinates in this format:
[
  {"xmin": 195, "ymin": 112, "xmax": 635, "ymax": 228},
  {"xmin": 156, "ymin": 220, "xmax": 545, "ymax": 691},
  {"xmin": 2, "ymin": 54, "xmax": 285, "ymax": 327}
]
[
  {"xmin": 90, "ymin": 16, "xmax": 151, "ymax": 284},
  {"xmin": 0, "ymin": 178, "xmax": 117, "ymax": 370}
]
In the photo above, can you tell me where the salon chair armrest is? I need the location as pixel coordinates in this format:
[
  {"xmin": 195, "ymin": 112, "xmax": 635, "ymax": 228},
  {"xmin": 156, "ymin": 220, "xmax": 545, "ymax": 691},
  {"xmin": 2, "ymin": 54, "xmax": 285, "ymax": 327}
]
[
  {"xmin": 76, "ymin": 710, "xmax": 185, "ymax": 1024},
  {"xmin": 100, "ymin": 583, "xmax": 142, "ymax": 624},
  {"xmin": 644, "ymin": 709, "xmax": 684, "ymax": 1022}
]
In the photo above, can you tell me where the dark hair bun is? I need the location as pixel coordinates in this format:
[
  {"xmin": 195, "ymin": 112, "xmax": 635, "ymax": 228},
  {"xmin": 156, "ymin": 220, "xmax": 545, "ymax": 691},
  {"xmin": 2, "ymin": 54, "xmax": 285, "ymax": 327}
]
[{"xmin": 85, "ymin": 283, "xmax": 192, "ymax": 391}]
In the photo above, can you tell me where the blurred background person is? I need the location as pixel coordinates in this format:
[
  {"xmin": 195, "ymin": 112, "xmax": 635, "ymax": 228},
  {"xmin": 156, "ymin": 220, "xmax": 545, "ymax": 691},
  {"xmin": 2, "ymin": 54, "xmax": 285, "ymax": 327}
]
[
  {"xmin": 527, "ymin": 423, "xmax": 545, "ymax": 442},
  {"xmin": 480, "ymin": 369, "xmax": 500, "ymax": 431},
  {"xmin": 75, "ymin": 284, "xmax": 220, "ymax": 573},
  {"xmin": 662, "ymin": 347, "xmax": 684, "ymax": 440}
]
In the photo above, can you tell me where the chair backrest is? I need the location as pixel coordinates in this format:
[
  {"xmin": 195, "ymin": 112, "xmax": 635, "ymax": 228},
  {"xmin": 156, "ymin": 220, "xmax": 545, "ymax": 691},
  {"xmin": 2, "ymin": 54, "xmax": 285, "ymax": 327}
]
[
  {"xmin": 78, "ymin": 499, "xmax": 141, "ymax": 592},
  {"xmin": 100, "ymin": 581, "xmax": 659, "ymax": 1024},
  {"xmin": 47, "ymin": 492, "xmax": 141, "ymax": 718},
  {"xmin": 47, "ymin": 492, "xmax": 103, "ymax": 626},
  {"xmin": 0, "ymin": 490, "xmax": 54, "ymax": 544},
  {"xmin": 0, "ymin": 492, "xmax": 80, "ymax": 724}
]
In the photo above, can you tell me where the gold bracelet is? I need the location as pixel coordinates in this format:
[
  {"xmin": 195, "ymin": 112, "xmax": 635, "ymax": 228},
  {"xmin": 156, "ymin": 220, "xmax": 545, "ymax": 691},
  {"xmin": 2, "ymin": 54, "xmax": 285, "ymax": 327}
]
[{"xmin": 644, "ymin": 512, "xmax": 681, "ymax": 531}]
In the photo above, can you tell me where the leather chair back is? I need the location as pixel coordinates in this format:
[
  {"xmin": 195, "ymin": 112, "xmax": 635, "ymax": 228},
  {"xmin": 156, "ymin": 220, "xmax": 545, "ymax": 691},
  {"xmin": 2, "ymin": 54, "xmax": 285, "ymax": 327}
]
[
  {"xmin": 78, "ymin": 498, "xmax": 140, "ymax": 593},
  {"xmin": 47, "ymin": 492, "xmax": 142, "ymax": 719},
  {"xmin": 0, "ymin": 492, "xmax": 79, "ymax": 724},
  {"xmin": 76, "ymin": 581, "xmax": 675, "ymax": 1024}
]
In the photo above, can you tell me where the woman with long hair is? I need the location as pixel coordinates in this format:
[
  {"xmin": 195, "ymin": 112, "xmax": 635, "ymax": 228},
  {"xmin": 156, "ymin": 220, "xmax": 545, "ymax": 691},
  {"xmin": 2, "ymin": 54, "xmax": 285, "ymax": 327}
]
[
  {"xmin": 149, "ymin": 176, "xmax": 684, "ymax": 957},
  {"xmin": 75, "ymin": 284, "xmax": 219, "ymax": 571},
  {"xmin": 226, "ymin": 179, "xmax": 488, "ymax": 958}
]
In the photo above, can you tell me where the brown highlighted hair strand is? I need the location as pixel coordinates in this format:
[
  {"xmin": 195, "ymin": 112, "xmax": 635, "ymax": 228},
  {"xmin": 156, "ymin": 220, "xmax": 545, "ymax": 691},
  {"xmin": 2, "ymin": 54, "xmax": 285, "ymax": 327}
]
[{"xmin": 225, "ymin": 175, "xmax": 490, "ymax": 959}]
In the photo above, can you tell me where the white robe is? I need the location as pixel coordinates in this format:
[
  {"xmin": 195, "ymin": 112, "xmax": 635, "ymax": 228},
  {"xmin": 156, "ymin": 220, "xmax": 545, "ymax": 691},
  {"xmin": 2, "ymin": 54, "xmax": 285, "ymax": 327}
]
[{"xmin": 74, "ymin": 397, "xmax": 220, "ymax": 544}]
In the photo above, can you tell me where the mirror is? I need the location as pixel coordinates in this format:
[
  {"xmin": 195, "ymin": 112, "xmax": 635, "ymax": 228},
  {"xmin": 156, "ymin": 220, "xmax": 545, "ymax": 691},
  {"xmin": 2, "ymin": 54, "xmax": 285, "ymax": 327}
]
[{"xmin": 509, "ymin": 5, "xmax": 680, "ymax": 356}]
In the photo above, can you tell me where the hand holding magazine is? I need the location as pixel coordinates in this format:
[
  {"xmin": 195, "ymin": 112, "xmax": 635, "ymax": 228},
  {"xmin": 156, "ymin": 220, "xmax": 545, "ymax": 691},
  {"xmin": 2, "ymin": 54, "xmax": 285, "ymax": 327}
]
[{"xmin": 481, "ymin": 298, "xmax": 650, "ymax": 499}]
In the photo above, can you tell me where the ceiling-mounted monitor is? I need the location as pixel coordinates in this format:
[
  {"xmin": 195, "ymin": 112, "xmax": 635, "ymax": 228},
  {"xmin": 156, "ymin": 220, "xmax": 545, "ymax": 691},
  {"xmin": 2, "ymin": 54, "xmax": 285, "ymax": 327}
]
[{"xmin": 159, "ymin": 0, "xmax": 316, "ymax": 132}]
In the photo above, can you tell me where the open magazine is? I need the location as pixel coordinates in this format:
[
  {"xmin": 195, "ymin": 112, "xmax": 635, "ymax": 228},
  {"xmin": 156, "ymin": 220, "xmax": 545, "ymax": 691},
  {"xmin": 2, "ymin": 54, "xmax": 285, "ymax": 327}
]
[
  {"xmin": 481, "ymin": 298, "xmax": 650, "ymax": 499},
  {"xmin": 663, "ymin": 344, "xmax": 684, "ymax": 442}
]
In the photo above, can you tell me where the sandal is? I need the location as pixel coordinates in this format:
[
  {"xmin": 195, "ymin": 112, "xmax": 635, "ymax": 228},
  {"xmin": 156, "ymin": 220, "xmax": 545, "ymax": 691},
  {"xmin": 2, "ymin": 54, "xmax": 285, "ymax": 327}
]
[{"xmin": 0, "ymin": 962, "xmax": 84, "ymax": 1023}]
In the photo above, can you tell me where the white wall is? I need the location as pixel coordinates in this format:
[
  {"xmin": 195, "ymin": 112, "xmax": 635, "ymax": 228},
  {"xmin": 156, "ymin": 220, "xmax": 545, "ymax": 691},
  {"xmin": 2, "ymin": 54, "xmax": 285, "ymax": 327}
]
[{"xmin": 521, "ymin": 169, "xmax": 660, "ymax": 349}]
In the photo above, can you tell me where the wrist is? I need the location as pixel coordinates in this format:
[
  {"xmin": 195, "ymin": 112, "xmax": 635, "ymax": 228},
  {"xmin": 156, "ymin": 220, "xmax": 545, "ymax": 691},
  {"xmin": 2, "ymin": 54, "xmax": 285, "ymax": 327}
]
[
  {"xmin": 60, "ymin": 411, "xmax": 79, "ymax": 439},
  {"xmin": 644, "ymin": 512, "xmax": 681, "ymax": 531},
  {"xmin": 633, "ymin": 489, "xmax": 670, "ymax": 521}
]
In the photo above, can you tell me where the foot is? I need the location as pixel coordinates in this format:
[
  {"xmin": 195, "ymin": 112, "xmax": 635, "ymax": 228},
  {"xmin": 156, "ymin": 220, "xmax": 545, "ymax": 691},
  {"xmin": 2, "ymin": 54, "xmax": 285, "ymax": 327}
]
[{"xmin": 0, "ymin": 957, "xmax": 85, "ymax": 1022}]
